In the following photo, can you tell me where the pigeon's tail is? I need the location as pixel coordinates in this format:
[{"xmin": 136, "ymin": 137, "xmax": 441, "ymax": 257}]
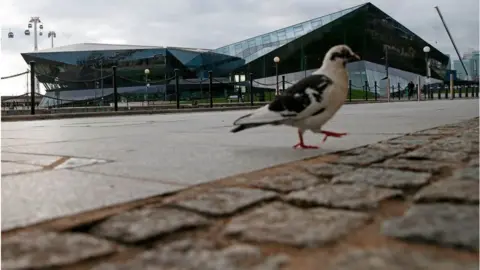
[
  {"xmin": 233, "ymin": 105, "xmax": 286, "ymax": 125},
  {"xmin": 230, "ymin": 122, "xmax": 269, "ymax": 133},
  {"xmin": 231, "ymin": 106, "xmax": 286, "ymax": 133}
]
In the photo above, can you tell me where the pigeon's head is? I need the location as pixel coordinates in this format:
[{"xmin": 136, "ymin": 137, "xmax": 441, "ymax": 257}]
[{"xmin": 324, "ymin": 45, "xmax": 360, "ymax": 68}]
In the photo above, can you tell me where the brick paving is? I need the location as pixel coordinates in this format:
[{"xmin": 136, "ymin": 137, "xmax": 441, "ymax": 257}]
[{"xmin": 2, "ymin": 117, "xmax": 479, "ymax": 270}]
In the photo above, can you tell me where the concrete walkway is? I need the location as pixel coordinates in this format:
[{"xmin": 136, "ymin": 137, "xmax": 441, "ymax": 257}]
[{"xmin": 1, "ymin": 99, "xmax": 479, "ymax": 231}]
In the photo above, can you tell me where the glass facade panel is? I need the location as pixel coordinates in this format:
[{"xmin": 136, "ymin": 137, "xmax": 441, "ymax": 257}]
[{"xmin": 23, "ymin": 3, "xmax": 450, "ymax": 107}]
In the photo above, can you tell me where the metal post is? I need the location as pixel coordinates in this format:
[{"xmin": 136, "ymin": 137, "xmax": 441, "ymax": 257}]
[
  {"xmin": 112, "ymin": 66, "xmax": 118, "ymax": 111},
  {"xmin": 275, "ymin": 63, "xmax": 279, "ymax": 96},
  {"xmin": 100, "ymin": 60, "xmax": 104, "ymax": 105},
  {"xmin": 374, "ymin": 81, "xmax": 377, "ymax": 101},
  {"xmin": 397, "ymin": 83, "xmax": 401, "ymax": 100},
  {"xmin": 445, "ymin": 84, "xmax": 448, "ymax": 99},
  {"xmin": 449, "ymin": 73, "xmax": 454, "ymax": 99},
  {"xmin": 30, "ymin": 61, "xmax": 35, "ymax": 115},
  {"xmin": 249, "ymin": 73, "xmax": 253, "ymax": 106},
  {"xmin": 438, "ymin": 85, "xmax": 441, "ymax": 99},
  {"xmin": 476, "ymin": 85, "xmax": 479, "ymax": 98},
  {"xmin": 386, "ymin": 78, "xmax": 391, "ymax": 102},
  {"xmin": 459, "ymin": 85, "xmax": 462, "ymax": 98},
  {"xmin": 365, "ymin": 80, "xmax": 369, "ymax": 101},
  {"xmin": 208, "ymin": 71, "xmax": 213, "ymax": 108},
  {"xmin": 348, "ymin": 80, "xmax": 352, "ymax": 102},
  {"xmin": 175, "ymin": 69, "xmax": 180, "ymax": 109}
]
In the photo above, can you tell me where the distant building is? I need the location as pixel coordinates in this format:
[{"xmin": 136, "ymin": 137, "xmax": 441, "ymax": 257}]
[
  {"xmin": 453, "ymin": 50, "xmax": 479, "ymax": 81},
  {"xmin": 21, "ymin": 2, "xmax": 449, "ymax": 107}
]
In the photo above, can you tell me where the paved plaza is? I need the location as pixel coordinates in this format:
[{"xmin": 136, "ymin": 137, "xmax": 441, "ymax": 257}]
[{"xmin": 1, "ymin": 99, "xmax": 479, "ymax": 231}]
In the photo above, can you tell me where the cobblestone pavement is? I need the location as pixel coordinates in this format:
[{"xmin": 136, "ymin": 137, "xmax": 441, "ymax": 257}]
[{"xmin": 2, "ymin": 117, "xmax": 479, "ymax": 270}]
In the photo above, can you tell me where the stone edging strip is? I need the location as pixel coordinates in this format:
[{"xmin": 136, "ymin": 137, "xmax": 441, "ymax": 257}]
[{"xmin": 2, "ymin": 117, "xmax": 479, "ymax": 270}]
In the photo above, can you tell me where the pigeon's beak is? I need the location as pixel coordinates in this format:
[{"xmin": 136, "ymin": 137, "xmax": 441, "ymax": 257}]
[{"xmin": 349, "ymin": 53, "xmax": 360, "ymax": 62}]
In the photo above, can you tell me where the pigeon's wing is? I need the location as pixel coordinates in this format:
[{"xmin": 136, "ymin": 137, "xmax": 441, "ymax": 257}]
[{"xmin": 233, "ymin": 74, "xmax": 333, "ymax": 126}]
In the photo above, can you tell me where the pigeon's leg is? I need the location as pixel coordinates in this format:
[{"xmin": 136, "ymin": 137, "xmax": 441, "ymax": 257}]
[
  {"xmin": 320, "ymin": 130, "xmax": 348, "ymax": 142},
  {"xmin": 293, "ymin": 129, "xmax": 319, "ymax": 149}
]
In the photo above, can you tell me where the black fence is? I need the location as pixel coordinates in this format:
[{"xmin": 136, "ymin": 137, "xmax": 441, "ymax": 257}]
[{"xmin": 2, "ymin": 61, "xmax": 479, "ymax": 115}]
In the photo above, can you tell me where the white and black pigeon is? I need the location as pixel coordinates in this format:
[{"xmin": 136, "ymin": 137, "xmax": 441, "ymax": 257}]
[{"xmin": 230, "ymin": 44, "xmax": 360, "ymax": 149}]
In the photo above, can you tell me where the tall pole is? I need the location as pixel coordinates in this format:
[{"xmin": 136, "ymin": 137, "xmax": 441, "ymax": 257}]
[
  {"xmin": 100, "ymin": 60, "xmax": 104, "ymax": 104},
  {"xmin": 434, "ymin": 6, "xmax": 468, "ymax": 78}
]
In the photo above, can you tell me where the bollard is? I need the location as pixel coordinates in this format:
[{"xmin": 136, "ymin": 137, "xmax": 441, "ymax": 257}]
[
  {"xmin": 30, "ymin": 61, "xmax": 36, "ymax": 115},
  {"xmin": 249, "ymin": 73, "xmax": 254, "ymax": 106},
  {"xmin": 174, "ymin": 69, "xmax": 180, "ymax": 109},
  {"xmin": 445, "ymin": 84, "xmax": 448, "ymax": 99},
  {"xmin": 348, "ymin": 80, "xmax": 352, "ymax": 102},
  {"xmin": 459, "ymin": 85, "xmax": 462, "ymax": 98},
  {"xmin": 397, "ymin": 83, "xmax": 401, "ymax": 100},
  {"xmin": 112, "ymin": 66, "xmax": 118, "ymax": 111},
  {"xmin": 476, "ymin": 85, "xmax": 479, "ymax": 98},
  {"xmin": 364, "ymin": 80, "xmax": 369, "ymax": 101},
  {"xmin": 392, "ymin": 85, "xmax": 395, "ymax": 100},
  {"xmin": 374, "ymin": 81, "xmax": 378, "ymax": 101},
  {"xmin": 438, "ymin": 85, "xmax": 441, "ymax": 99},
  {"xmin": 208, "ymin": 71, "xmax": 213, "ymax": 108},
  {"xmin": 282, "ymin": 75, "xmax": 285, "ymax": 94}
]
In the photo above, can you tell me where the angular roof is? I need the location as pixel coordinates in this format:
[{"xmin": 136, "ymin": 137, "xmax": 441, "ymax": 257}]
[
  {"xmin": 32, "ymin": 43, "xmax": 163, "ymax": 53},
  {"xmin": 213, "ymin": 3, "xmax": 367, "ymax": 63}
]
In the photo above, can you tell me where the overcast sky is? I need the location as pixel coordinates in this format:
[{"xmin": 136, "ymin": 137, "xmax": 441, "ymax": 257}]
[{"xmin": 1, "ymin": 0, "xmax": 478, "ymax": 96}]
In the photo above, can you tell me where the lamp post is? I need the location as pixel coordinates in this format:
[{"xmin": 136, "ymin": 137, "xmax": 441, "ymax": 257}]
[
  {"xmin": 423, "ymin": 46, "xmax": 431, "ymax": 99},
  {"xmin": 144, "ymin": 68, "xmax": 150, "ymax": 106},
  {"xmin": 25, "ymin": 17, "xmax": 43, "ymax": 94},
  {"xmin": 47, "ymin": 31, "xmax": 56, "ymax": 48},
  {"xmin": 273, "ymin": 56, "xmax": 280, "ymax": 95}
]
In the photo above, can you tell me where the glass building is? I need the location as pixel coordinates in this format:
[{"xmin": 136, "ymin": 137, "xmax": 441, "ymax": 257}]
[{"xmin": 21, "ymin": 2, "xmax": 449, "ymax": 107}]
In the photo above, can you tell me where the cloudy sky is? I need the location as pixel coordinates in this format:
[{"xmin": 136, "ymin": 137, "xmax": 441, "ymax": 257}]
[{"xmin": 0, "ymin": 0, "xmax": 478, "ymax": 96}]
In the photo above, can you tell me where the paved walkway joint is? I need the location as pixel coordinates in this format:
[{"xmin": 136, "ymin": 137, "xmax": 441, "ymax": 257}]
[{"xmin": 2, "ymin": 117, "xmax": 479, "ymax": 270}]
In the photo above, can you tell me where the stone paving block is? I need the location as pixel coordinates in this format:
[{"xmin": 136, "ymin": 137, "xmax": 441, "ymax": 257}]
[
  {"xmin": 224, "ymin": 202, "xmax": 371, "ymax": 247},
  {"xmin": 1, "ymin": 231, "xmax": 117, "ymax": 269},
  {"xmin": 1, "ymin": 162, "xmax": 43, "ymax": 176},
  {"xmin": 401, "ymin": 147, "xmax": 469, "ymax": 162},
  {"xmin": 413, "ymin": 127, "xmax": 462, "ymax": 136},
  {"xmin": 92, "ymin": 239, "xmax": 289, "ymax": 270},
  {"xmin": 370, "ymin": 158, "xmax": 454, "ymax": 173},
  {"xmin": 250, "ymin": 171, "xmax": 324, "ymax": 193},
  {"xmin": 384, "ymin": 135, "xmax": 440, "ymax": 149},
  {"xmin": 331, "ymin": 168, "xmax": 431, "ymax": 189},
  {"xmin": 90, "ymin": 207, "xmax": 212, "ymax": 243},
  {"xmin": 428, "ymin": 136, "xmax": 478, "ymax": 153},
  {"xmin": 171, "ymin": 187, "xmax": 277, "ymax": 216},
  {"xmin": 301, "ymin": 163, "xmax": 356, "ymax": 178},
  {"xmin": 335, "ymin": 144, "xmax": 405, "ymax": 166},
  {"xmin": 329, "ymin": 247, "xmax": 479, "ymax": 270},
  {"xmin": 448, "ymin": 166, "xmax": 479, "ymax": 182},
  {"xmin": 285, "ymin": 184, "xmax": 403, "ymax": 210},
  {"xmin": 413, "ymin": 180, "xmax": 479, "ymax": 204},
  {"xmin": 467, "ymin": 157, "xmax": 479, "ymax": 168},
  {"xmin": 382, "ymin": 203, "xmax": 479, "ymax": 251}
]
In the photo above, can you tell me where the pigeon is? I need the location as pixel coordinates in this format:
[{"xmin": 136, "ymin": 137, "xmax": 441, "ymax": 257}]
[{"xmin": 230, "ymin": 44, "xmax": 360, "ymax": 149}]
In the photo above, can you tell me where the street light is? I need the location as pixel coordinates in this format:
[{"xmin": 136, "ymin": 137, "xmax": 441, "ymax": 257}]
[
  {"xmin": 144, "ymin": 69, "xmax": 150, "ymax": 106},
  {"xmin": 26, "ymin": 17, "xmax": 43, "ymax": 94},
  {"xmin": 423, "ymin": 46, "xmax": 431, "ymax": 99},
  {"xmin": 273, "ymin": 56, "xmax": 280, "ymax": 95},
  {"xmin": 47, "ymin": 31, "xmax": 56, "ymax": 48}
]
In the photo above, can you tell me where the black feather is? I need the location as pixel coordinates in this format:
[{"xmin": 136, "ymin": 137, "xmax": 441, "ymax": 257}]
[
  {"xmin": 230, "ymin": 123, "xmax": 268, "ymax": 133},
  {"xmin": 267, "ymin": 74, "xmax": 332, "ymax": 116}
]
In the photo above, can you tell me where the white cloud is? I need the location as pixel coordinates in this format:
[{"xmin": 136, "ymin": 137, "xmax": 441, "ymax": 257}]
[{"xmin": 1, "ymin": 0, "xmax": 478, "ymax": 96}]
